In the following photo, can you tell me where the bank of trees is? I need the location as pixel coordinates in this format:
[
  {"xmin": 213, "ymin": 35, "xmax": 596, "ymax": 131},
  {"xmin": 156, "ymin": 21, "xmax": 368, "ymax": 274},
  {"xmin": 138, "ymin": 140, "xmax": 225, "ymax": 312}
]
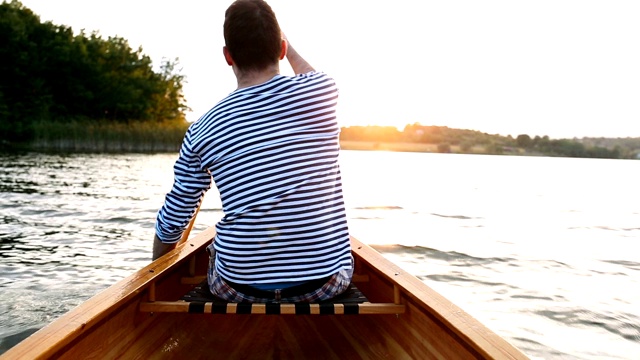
[
  {"xmin": 0, "ymin": 1, "xmax": 188, "ymax": 142},
  {"xmin": 513, "ymin": 134, "xmax": 628, "ymax": 159},
  {"xmin": 340, "ymin": 124, "xmax": 640, "ymax": 159}
]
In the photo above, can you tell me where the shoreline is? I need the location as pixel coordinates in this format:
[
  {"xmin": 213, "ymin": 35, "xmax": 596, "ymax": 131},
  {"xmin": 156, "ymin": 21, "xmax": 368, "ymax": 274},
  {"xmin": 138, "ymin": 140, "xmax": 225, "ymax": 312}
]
[
  {"xmin": 11, "ymin": 140, "xmax": 500, "ymax": 156},
  {"xmin": 2, "ymin": 139, "xmax": 635, "ymax": 160},
  {"xmin": 339, "ymin": 140, "xmax": 511, "ymax": 156}
]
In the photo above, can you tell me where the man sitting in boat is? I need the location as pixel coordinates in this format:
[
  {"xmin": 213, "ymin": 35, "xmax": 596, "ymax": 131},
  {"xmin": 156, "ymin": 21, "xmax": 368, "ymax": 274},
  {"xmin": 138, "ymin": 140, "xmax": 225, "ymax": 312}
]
[{"xmin": 152, "ymin": 0, "xmax": 353, "ymax": 303}]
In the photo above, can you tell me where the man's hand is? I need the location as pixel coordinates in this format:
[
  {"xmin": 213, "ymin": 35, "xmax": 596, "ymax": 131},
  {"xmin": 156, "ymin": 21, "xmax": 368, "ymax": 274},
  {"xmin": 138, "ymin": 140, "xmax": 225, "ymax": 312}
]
[{"xmin": 152, "ymin": 234, "xmax": 176, "ymax": 261}]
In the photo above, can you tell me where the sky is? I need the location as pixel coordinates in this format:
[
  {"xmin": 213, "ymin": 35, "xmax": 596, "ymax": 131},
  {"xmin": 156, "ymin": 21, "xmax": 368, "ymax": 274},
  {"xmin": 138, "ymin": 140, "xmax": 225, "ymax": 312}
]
[{"xmin": 19, "ymin": 0, "xmax": 640, "ymax": 139}]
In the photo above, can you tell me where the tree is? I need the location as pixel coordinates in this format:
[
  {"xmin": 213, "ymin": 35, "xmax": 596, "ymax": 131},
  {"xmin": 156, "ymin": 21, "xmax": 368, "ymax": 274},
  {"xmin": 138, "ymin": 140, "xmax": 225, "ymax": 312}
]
[
  {"xmin": 516, "ymin": 134, "xmax": 532, "ymax": 148},
  {"xmin": 0, "ymin": 0, "xmax": 49, "ymax": 139},
  {"xmin": 148, "ymin": 58, "xmax": 189, "ymax": 121},
  {"xmin": 0, "ymin": 1, "xmax": 189, "ymax": 142}
]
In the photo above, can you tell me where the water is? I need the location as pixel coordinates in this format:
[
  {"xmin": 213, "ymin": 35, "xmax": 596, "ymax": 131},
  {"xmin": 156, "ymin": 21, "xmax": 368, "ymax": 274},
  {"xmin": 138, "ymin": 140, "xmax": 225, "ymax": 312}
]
[{"xmin": 1, "ymin": 151, "xmax": 639, "ymax": 359}]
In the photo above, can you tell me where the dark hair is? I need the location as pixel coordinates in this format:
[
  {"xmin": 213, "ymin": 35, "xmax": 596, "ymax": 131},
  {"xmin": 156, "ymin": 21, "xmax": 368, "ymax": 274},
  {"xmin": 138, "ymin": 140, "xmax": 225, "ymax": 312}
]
[{"xmin": 224, "ymin": 0, "xmax": 282, "ymax": 72}]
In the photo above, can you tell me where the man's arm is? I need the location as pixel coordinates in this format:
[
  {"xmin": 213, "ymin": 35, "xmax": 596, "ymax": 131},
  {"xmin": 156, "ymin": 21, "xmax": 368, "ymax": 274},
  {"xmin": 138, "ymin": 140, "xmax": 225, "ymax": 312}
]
[
  {"xmin": 152, "ymin": 234, "xmax": 176, "ymax": 261},
  {"xmin": 283, "ymin": 35, "xmax": 315, "ymax": 75},
  {"xmin": 153, "ymin": 140, "xmax": 211, "ymax": 261}
]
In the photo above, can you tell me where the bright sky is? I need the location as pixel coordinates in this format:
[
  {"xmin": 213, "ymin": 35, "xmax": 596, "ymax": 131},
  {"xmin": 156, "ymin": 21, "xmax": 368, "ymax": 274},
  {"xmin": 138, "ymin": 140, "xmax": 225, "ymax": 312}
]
[{"xmin": 20, "ymin": 0, "xmax": 640, "ymax": 139}]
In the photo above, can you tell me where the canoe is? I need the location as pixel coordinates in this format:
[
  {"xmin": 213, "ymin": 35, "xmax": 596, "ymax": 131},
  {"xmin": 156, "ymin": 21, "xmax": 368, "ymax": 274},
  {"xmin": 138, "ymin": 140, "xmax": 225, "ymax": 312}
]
[{"xmin": 1, "ymin": 226, "xmax": 529, "ymax": 359}]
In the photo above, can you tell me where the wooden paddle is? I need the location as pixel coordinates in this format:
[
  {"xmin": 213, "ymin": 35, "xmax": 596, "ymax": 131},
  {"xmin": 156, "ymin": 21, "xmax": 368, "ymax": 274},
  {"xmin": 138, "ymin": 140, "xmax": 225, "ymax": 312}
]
[
  {"xmin": 152, "ymin": 195, "xmax": 205, "ymax": 260},
  {"xmin": 179, "ymin": 197, "xmax": 203, "ymax": 244}
]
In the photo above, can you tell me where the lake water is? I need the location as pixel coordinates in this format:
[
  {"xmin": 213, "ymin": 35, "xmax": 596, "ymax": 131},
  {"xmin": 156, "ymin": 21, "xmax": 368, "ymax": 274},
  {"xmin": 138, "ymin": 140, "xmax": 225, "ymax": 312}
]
[{"xmin": 1, "ymin": 151, "xmax": 639, "ymax": 359}]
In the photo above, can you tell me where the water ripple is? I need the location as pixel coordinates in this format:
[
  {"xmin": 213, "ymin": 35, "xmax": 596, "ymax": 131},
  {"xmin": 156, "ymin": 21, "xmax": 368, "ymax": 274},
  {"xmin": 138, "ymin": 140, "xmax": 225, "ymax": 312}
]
[
  {"xmin": 601, "ymin": 260, "xmax": 640, "ymax": 271},
  {"xmin": 425, "ymin": 273, "xmax": 511, "ymax": 288},
  {"xmin": 535, "ymin": 308, "xmax": 640, "ymax": 342},
  {"xmin": 371, "ymin": 244, "xmax": 515, "ymax": 267},
  {"xmin": 2, "ymin": 151, "xmax": 640, "ymax": 359},
  {"xmin": 431, "ymin": 213, "xmax": 479, "ymax": 220}
]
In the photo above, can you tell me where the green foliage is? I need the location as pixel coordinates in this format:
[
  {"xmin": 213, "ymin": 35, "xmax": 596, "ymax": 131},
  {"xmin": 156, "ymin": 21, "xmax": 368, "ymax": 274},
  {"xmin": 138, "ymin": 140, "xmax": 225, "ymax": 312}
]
[
  {"xmin": 402, "ymin": 123, "xmax": 503, "ymax": 147},
  {"xmin": 516, "ymin": 134, "xmax": 532, "ymax": 148},
  {"xmin": 0, "ymin": 1, "xmax": 188, "ymax": 143}
]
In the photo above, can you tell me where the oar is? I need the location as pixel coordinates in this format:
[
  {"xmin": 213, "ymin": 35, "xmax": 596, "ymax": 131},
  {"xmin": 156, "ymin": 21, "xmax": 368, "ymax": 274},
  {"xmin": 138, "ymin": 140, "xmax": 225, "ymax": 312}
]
[
  {"xmin": 179, "ymin": 197, "xmax": 203, "ymax": 244},
  {"xmin": 178, "ymin": 197, "xmax": 204, "ymax": 276},
  {"xmin": 152, "ymin": 194, "xmax": 205, "ymax": 261}
]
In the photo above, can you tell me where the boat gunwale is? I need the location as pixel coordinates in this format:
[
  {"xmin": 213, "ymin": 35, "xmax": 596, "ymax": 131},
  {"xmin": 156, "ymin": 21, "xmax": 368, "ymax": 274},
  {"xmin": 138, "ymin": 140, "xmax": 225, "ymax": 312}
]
[
  {"xmin": 2, "ymin": 227, "xmax": 527, "ymax": 359},
  {"xmin": 351, "ymin": 236, "xmax": 527, "ymax": 359},
  {"xmin": 0, "ymin": 227, "xmax": 216, "ymax": 360}
]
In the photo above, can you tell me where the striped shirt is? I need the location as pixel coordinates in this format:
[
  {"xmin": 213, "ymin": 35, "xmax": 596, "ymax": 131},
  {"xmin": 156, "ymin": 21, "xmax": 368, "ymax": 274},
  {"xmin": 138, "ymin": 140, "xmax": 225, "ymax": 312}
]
[{"xmin": 155, "ymin": 71, "xmax": 352, "ymax": 284}]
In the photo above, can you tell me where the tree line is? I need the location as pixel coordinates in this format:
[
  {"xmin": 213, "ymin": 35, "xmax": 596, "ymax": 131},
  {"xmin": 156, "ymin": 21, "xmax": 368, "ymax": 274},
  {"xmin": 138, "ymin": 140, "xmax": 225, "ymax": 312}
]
[
  {"xmin": 340, "ymin": 124, "xmax": 640, "ymax": 159},
  {"xmin": 3, "ymin": 1, "xmax": 637, "ymax": 159},
  {"xmin": 0, "ymin": 1, "xmax": 188, "ymax": 142}
]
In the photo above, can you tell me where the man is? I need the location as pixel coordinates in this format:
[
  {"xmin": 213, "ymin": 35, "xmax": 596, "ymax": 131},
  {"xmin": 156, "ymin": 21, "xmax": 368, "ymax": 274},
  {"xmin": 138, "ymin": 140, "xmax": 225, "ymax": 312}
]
[{"xmin": 153, "ymin": 0, "xmax": 352, "ymax": 302}]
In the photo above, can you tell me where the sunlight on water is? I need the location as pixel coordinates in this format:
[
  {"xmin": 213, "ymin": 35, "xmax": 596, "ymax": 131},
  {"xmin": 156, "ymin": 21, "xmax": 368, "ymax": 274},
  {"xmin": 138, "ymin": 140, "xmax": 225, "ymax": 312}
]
[
  {"xmin": 341, "ymin": 151, "xmax": 640, "ymax": 359},
  {"xmin": 1, "ymin": 151, "xmax": 639, "ymax": 359}
]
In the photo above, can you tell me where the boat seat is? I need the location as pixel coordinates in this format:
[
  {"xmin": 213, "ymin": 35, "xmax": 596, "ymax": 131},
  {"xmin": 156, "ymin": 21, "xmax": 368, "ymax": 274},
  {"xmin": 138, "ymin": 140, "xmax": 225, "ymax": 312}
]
[{"xmin": 140, "ymin": 279, "xmax": 405, "ymax": 315}]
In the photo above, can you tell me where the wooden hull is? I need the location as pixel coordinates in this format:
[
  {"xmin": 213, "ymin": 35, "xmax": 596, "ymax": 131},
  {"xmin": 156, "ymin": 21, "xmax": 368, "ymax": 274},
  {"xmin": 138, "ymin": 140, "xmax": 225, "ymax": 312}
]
[{"xmin": 1, "ymin": 227, "xmax": 528, "ymax": 359}]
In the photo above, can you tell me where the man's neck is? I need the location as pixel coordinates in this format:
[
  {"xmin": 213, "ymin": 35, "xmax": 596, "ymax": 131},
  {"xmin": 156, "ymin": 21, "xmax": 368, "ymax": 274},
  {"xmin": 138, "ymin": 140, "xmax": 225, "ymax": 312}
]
[{"xmin": 234, "ymin": 65, "xmax": 280, "ymax": 89}]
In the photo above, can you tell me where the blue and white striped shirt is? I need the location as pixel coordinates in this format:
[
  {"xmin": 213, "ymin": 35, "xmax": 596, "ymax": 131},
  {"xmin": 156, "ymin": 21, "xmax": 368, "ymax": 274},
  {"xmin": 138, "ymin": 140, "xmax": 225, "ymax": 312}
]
[{"xmin": 155, "ymin": 71, "xmax": 352, "ymax": 284}]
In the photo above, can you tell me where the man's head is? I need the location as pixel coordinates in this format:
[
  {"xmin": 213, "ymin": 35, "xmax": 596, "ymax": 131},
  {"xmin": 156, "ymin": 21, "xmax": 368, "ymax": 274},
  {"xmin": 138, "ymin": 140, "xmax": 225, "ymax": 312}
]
[{"xmin": 223, "ymin": 0, "xmax": 284, "ymax": 72}]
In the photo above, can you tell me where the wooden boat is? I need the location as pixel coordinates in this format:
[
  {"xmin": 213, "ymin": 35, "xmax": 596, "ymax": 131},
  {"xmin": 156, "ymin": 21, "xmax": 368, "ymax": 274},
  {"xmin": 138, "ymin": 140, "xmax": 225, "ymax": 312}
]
[{"xmin": 1, "ymin": 226, "xmax": 529, "ymax": 359}]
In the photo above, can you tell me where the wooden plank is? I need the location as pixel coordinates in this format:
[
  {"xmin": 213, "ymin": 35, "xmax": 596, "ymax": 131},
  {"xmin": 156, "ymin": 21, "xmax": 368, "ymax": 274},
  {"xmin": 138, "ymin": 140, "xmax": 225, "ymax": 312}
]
[
  {"xmin": 139, "ymin": 301, "xmax": 405, "ymax": 315},
  {"xmin": 151, "ymin": 315, "xmax": 415, "ymax": 359},
  {"xmin": 350, "ymin": 236, "xmax": 529, "ymax": 359},
  {"xmin": 2, "ymin": 229, "xmax": 529, "ymax": 360},
  {"xmin": 181, "ymin": 275, "xmax": 206, "ymax": 285},
  {"xmin": 1, "ymin": 227, "xmax": 216, "ymax": 360}
]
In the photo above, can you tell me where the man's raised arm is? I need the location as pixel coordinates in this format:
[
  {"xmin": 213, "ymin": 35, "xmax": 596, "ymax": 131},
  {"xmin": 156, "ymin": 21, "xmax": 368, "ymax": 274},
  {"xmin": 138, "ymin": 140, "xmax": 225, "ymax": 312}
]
[{"xmin": 283, "ymin": 35, "xmax": 315, "ymax": 75}]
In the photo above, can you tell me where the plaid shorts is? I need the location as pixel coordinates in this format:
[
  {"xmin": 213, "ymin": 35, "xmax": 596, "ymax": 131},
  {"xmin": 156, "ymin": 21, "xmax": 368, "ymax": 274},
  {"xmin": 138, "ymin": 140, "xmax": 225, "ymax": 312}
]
[{"xmin": 206, "ymin": 242, "xmax": 353, "ymax": 303}]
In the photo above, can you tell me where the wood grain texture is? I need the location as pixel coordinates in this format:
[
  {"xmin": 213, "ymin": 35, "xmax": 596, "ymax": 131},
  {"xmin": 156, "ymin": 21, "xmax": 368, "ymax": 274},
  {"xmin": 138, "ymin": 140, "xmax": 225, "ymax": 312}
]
[
  {"xmin": 351, "ymin": 237, "xmax": 528, "ymax": 360},
  {"xmin": 1, "ymin": 229, "xmax": 529, "ymax": 360}
]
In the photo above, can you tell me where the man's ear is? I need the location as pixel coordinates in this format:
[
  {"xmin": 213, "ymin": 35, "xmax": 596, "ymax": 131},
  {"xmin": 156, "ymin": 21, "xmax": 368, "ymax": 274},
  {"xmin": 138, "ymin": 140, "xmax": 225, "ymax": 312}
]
[
  {"xmin": 279, "ymin": 39, "xmax": 287, "ymax": 60},
  {"xmin": 223, "ymin": 46, "xmax": 234, "ymax": 66}
]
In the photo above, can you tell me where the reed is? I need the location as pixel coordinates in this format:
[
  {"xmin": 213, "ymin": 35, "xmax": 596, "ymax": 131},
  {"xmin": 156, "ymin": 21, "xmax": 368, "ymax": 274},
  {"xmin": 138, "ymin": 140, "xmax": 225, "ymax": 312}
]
[{"xmin": 30, "ymin": 120, "xmax": 189, "ymax": 153}]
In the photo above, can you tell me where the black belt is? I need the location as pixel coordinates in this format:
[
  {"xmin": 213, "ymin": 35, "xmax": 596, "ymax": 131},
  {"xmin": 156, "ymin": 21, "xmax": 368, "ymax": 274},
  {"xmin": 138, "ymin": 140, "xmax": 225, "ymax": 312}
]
[{"xmin": 224, "ymin": 276, "xmax": 331, "ymax": 300}]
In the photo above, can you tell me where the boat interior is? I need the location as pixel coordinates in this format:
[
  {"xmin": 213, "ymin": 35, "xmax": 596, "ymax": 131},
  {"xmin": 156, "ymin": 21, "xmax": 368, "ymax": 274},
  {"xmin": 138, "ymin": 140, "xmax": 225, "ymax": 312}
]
[{"xmin": 1, "ymin": 227, "xmax": 528, "ymax": 359}]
